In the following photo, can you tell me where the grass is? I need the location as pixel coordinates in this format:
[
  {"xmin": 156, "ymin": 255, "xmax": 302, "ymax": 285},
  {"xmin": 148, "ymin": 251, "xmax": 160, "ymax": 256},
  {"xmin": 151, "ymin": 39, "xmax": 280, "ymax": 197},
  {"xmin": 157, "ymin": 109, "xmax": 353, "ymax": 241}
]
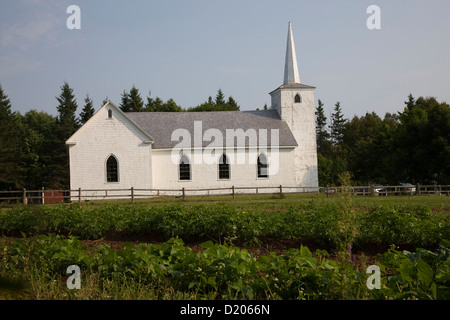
[{"xmin": 29, "ymin": 191, "xmax": 450, "ymax": 211}]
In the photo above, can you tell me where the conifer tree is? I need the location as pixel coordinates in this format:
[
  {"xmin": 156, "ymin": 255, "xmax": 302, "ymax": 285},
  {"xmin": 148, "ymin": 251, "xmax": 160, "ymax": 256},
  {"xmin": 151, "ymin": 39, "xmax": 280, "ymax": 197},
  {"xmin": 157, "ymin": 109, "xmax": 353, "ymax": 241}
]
[
  {"xmin": 79, "ymin": 94, "xmax": 95, "ymax": 125},
  {"xmin": 315, "ymin": 99, "xmax": 331, "ymax": 154},
  {"xmin": 215, "ymin": 89, "xmax": 226, "ymax": 106},
  {"xmin": 128, "ymin": 85, "xmax": 144, "ymax": 112},
  {"xmin": 45, "ymin": 81, "xmax": 79, "ymax": 189},
  {"xmin": 0, "ymin": 84, "xmax": 24, "ymax": 189},
  {"xmin": 330, "ymin": 101, "xmax": 346, "ymax": 146},
  {"xmin": 119, "ymin": 90, "xmax": 131, "ymax": 112}
]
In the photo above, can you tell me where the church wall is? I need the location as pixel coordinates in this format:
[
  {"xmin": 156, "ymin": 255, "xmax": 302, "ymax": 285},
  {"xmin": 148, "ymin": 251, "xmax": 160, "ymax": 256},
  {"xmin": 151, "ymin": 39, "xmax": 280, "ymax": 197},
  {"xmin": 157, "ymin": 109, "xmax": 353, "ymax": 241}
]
[
  {"xmin": 68, "ymin": 105, "xmax": 152, "ymax": 200},
  {"xmin": 151, "ymin": 148, "xmax": 297, "ymax": 195}
]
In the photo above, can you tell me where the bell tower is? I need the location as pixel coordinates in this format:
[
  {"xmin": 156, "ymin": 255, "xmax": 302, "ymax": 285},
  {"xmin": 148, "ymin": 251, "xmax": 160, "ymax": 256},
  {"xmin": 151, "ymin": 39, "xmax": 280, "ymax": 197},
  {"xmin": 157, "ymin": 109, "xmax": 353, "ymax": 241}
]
[{"xmin": 270, "ymin": 22, "xmax": 318, "ymax": 188}]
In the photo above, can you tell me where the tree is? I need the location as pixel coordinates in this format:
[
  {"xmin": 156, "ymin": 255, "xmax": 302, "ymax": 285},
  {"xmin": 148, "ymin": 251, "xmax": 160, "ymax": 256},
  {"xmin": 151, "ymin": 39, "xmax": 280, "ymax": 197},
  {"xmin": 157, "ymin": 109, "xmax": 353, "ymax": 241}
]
[
  {"xmin": 145, "ymin": 91, "xmax": 183, "ymax": 112},
  {"xmin": 20, "ymin": 110, "xmax": 56, "ymax": 189},
  {"xmin": 315, "ymin": 99, "xmax": 331, "ymax": 155},
  {"xmin": 215, "ymin": 89, "xmax": 226, "ymax": 106},
  {"xmin": 119, "ymin": 90, "xmax": 131, "ymax": 112},
  {"xmin": 45, "ymin": 82, "xmax": 79, "ymax": 189},
  {"xmin": 79, "ymin": 94, "xmax": 95, "ymax": 125},
  {"xmin": 187, "ymin": 89, "xmax": 240, "ymax": 112},
  {"xmin": 56, "ymin": 82, "xmax": 79, "ymax": 133},
  {"xmin": 128, "ymin": 85, "xmax": 144, "ymax": 112},
  {"xmin": 330, "ymin": 101, "xmax": 346, "ymax": 146},
  {"xmin": 0, "ymin": 84, "xmax": 24, "ymax": 190},
  {"xmin": 342, "ymin": 112, "xmax": 384, "ymax": 184},
  {"xmin": 162, "ymin": 98, "xmax": 183, "ymax": 112},
  {"xmin": 227, "ymin": 96, "xmax": 239, "ymax": 111},
  {"xmin": 393, "ymin": 96, "xmax": 450, "ymax": 184}
]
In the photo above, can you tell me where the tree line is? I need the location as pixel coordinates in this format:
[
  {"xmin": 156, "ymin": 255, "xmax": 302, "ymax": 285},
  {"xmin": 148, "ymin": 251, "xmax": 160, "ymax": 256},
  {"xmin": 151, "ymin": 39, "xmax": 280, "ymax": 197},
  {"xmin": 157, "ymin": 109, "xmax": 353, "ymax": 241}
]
[
  {"xmin": 0, "ymin": 81, "xmax": 449, "ymax": 191},
  {"xmin": 316, "ymin": 95, "xmax": 450, "ymax": 186}
]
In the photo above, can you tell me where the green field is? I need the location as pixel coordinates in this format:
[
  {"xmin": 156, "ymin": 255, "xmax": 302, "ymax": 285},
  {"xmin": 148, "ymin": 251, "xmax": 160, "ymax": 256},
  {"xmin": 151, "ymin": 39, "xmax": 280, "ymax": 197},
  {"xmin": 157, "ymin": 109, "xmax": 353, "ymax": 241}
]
[{"xmin": 1, "ymin": 193, "xmax": 449, "ymax": 300}]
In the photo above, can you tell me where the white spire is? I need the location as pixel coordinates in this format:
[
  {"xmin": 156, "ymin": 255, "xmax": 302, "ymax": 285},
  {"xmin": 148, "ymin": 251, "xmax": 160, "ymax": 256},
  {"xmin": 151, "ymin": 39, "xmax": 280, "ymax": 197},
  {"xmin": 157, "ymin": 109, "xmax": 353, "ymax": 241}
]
[{"xmin": 283, "ymin": 22, "xmax": 300, "ymax": 85}]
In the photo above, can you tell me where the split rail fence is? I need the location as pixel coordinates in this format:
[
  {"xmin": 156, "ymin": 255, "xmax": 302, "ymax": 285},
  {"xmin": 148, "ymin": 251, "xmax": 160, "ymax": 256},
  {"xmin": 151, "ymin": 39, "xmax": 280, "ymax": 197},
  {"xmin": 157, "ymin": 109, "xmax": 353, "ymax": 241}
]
[{"xmin": 0, "ymin": 184, "xmax": 449, "ymax": 205}]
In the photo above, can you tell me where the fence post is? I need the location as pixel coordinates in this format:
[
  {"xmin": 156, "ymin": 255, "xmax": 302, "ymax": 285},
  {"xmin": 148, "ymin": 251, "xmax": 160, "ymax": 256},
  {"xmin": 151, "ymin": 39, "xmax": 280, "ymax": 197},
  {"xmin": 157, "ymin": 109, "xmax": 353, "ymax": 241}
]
[
  {"xmin": 280, "ymin": 185, "xmax": 283, "ymax": 197},
  {"xmin": 131, "ymin": 187, "xmax": 135, "ymax": 204},
  {"xmin": 78, "ymin": 188, "xmax": 82, "ymax": 203},
  {"xmin": 42, "ymin": 187, "xmax": 45, "ymax": 204},
  {"xmin": 182, "ymin": 187, "xmax": 185, "ymax": 201},
  {"xmin": 232, "ymin": 186, "xmax": 235, "ymax": 200},
  {"xmin": 22, "ymin": 188, "xmax": 27, "ymax": 205},
  {"xmin": 326, "ymin": 185, "xmax": 329, "ymax": 198},
  {"xmin": 416, "ymin": 183, "xmax": 420, "ymax": 196}
]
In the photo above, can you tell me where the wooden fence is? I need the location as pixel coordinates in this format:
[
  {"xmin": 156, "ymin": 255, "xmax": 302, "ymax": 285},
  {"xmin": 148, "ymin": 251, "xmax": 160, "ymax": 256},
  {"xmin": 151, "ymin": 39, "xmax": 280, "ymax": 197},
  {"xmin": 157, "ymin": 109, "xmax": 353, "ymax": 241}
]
[{"xmin": 0, "ymin": 184, "xmax": 449, "ymax": 205}]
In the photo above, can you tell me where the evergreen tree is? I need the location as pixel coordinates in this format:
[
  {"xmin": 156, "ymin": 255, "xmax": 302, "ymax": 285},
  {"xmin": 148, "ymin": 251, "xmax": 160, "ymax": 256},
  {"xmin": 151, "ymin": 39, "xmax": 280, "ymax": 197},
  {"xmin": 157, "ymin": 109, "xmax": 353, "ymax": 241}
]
[
  {"xmin": 162, "ymin": 98, "xmax": 183, "ymax": 112},
  {"xmin": 79, "ymin": 94, "xmax": 95, "ymax": 125},
  {"xmin": 226, "ymin": 96, "xmax": 239, "ymax": 111},
  {"xmin": 187, "ymin": 89, "xmax": 240, "ymax": 112},
  {"xmin": 330, "ymin": 101, "xmax": 346, "ymax": 146},
  {"xmin": 128, "ymin": 85, "xmax": 144, "ymax": 112},
  {"xmin": 56, "ymin": 82, "xmax": 79, "ymax": 132},
  {"xmin": 315, "ymin": 99, "xmax": 331, "ymax": 155},
  {"xmin": 119, "ymin": 90, "xmax": 131, "ymax": 112},
  {"xmin": 0, "ymin": 84, "xmax": 24, "ymax": 189},
  {"xmin": 215, "ymin": 89, "xmax": 226, "ymax": 106},
  {"xmin": 45, "ymin": 82, "xmax": 79, "ymax": 189},
  {"xmin": 20, "ymin": 110, "xmax": 56, "ymax": 189}
]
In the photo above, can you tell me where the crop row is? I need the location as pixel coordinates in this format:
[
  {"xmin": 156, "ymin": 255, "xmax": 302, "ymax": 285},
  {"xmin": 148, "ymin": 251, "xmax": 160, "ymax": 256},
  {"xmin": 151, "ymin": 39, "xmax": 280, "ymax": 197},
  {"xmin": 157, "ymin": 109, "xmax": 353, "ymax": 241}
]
[
  {"xmin": 0, "ymin": 202, "xmax": 448, "ymax": 249},
  {"xmin": 1, "ymin": 234, "xmax": 449, "ymax": 300}
]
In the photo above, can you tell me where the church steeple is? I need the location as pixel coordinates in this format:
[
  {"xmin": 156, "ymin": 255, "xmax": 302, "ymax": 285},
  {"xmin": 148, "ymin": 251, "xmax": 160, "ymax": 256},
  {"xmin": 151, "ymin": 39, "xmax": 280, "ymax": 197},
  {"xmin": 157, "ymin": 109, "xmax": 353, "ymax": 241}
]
[{"xmin": 283, "ymin": 22, "xmax": 300, "ymax": 85}]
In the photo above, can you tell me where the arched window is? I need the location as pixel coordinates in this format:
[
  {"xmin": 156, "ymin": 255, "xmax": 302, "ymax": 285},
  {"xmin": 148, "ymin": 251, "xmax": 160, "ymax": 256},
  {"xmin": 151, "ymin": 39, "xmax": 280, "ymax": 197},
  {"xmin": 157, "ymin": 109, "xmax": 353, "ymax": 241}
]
[
  {"xmin": 106, "ymin": 155, "xmax": 118, "ymax": 182},
  {"xmin": 257, "ymin": 153, "xmax": 268, "ymax": 178},
  {"xmin": 218, "ymin": 153, "xmax": 230, "ymax": 180},
  {"xmin": 294, "ymin": 93, "xmax": 301, "ymax": 103},
  {"xmin": 179, "ymin": 154, "xmax": 191, "ymax": 181}
]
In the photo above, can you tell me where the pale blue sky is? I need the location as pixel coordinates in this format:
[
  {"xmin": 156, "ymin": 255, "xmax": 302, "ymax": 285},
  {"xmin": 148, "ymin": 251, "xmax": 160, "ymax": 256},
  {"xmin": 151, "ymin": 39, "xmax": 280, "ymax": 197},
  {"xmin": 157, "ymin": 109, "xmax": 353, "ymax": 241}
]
[{"xmin": 1, "ymin": 0, "xmax": 449, "ymax": 120}]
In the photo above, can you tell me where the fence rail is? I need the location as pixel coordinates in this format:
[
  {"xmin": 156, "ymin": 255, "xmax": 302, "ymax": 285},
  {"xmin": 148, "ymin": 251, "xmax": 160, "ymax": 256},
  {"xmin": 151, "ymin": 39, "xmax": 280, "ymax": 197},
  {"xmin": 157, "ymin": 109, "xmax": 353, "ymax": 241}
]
[{"xmin": 0, "ymin": 184, "xmax": 449, "ymax": 205}]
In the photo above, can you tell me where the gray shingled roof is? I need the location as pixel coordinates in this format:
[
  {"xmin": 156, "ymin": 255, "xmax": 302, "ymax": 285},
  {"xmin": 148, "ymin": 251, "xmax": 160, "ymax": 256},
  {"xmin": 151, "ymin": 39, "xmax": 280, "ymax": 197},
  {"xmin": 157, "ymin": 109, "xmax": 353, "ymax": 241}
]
[
  {"xmin": 269, "ymin": 83, "xmax": 316, "ymax": 94},
  {"xmin": 125, "ymin": 110, "xmax": 298, "ymax": 149}
]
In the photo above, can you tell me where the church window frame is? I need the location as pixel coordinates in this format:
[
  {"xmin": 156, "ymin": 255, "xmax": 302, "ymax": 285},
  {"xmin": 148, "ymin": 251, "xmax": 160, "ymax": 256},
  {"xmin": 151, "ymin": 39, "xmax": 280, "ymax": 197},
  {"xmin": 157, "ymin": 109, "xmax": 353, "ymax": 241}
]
[
  {"xmin": 257, "ymin": 152, "xmax": 269, "ymax": 179},
  {"xmin": 294, "ymin": 93, "xmax": 302, "ymax": 103},
  {"xmin": 106, "ymin": 154, "xmax": 119, "ymax": 183},
  {"xmin": 179, "ymin": 154, "xmax": 191, "ymax": 181},
  {"xmin": 218, "ymin": 153, "xmax": 230, "ymax": 180}
]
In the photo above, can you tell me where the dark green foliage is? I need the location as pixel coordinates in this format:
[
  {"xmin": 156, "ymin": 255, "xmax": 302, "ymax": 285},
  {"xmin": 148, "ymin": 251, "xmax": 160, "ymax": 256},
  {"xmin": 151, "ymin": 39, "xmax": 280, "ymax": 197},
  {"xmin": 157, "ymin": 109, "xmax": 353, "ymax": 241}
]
[
  {"xmin": 315, "ymin": 99, "xmax": 331, "ymax": 155},
  {"xmin": 0, "ymin": 84, "xmax": 25, "ymax": 190},
  {"xmin": 43, "ymin": 82, "xmax": 79, "ymax": 189},
  {"xmin": 1, "ymin": 233, "xmax": 448, "ymax": 300},
  {"xmin": 187, "ymin": 89, "xmax": 240, "ymax": 112},
  {"xmin": 330, "ymin": 101, "xmax": 346, "ymax": 146},
  {"xmin": 316, "ymin": 95, "xmax": 450, "ymax": 186},
  {"xmin": 120, "ymin": 86, "xmax": 144, "ymax": 112},
  {"xmin": 1, "ymin": 202, "xmax": 447, "ymax": 250},
  {"xmin": 79, "ymin": 94, "xmax": 95, "ymax": 125}
]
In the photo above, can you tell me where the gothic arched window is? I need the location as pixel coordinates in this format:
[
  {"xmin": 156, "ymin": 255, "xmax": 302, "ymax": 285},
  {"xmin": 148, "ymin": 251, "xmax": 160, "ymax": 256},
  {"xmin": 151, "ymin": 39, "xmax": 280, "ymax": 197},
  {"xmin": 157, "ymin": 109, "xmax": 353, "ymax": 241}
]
[
  {"xmin": 106, "ymin": 155, "xmax": 119, "ymax": 182},
  {"xmin": 294, "ymin": 93, "xmax": 301, "ymax": 103},
  {"xmin": 257, "ymin": 153, "xmax": 268, "ymax": 178},
  {"xmin": 218, "ymin": 153, "xmax": 230, "ymax": 180},
  {"xmin": 179, "ymin": 154, "xmax": 191, "ymax": 181}
]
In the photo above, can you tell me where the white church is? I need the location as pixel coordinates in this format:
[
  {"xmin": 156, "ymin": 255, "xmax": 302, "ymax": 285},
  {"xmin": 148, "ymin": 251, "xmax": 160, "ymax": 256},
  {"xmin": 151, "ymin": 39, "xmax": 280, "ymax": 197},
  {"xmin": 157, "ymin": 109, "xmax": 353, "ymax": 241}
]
[{"xmin": 66, "ymin": 23, "xmax": 319, "ymax": 199}]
